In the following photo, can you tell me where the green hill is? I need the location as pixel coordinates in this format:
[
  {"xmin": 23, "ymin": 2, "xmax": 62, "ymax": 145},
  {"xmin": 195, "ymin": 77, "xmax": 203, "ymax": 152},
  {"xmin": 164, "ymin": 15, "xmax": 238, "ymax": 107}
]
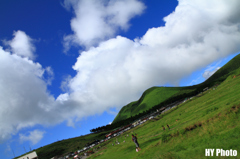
[
  {"xmin": 113, "ymin": 86, "xmax": 196, "ymax": 123},
  {"xmin": 88, "ymin": 59, "xmax": 240, "ymax": 159},
  {"xmin": 113, "ymin": 54, "xmax": 240, "ymax": 124}
]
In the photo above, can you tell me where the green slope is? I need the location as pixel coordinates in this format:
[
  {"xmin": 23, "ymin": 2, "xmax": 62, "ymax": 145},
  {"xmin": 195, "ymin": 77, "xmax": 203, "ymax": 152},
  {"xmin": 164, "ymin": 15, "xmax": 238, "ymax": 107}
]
[
  {"xmin": 113, "ymin": 86, "xmax": 196, "ymax": 123},
  {"xmin": 113, "ymin": 53, "xmax": 240, "ymax": 124},
  {"xmin": 89, "ymin": 66, "xmax": 240, "ymax": 159}
]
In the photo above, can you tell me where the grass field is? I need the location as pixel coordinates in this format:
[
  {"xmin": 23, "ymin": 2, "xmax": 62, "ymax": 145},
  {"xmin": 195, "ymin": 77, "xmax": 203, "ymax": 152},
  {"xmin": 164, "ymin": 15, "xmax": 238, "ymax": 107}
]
[{"xmin": 88, "ymin": 73, "xmax": 240, "ymax": 159}]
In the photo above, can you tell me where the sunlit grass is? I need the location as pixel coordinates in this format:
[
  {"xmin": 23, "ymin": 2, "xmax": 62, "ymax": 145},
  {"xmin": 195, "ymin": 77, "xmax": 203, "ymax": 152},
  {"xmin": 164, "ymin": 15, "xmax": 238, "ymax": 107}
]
[{"xmin": 88, "ymin": 75, "xmax": 240, "ymax": 159}]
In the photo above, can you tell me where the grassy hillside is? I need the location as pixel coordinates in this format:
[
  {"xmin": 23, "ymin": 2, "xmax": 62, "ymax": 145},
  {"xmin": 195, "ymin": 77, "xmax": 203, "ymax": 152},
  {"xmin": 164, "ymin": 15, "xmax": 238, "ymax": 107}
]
[
  {"xmin": 113, "ymin": 54, "xmax": 240, "ymax": 124},
  {"xmin": 113, "ymin": 87, "xmax": 196, "ymax": 123},
  {"xmin": 88, "ymin": 68, "xmax": 240, "ymax": 159}
]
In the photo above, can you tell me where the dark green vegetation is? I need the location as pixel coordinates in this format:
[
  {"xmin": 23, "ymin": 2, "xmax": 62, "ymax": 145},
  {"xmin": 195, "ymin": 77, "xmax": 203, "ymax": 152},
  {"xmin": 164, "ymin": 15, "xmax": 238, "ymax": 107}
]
[
  {"xmin": 16, "ymin": 53, "xmax": 240, "ymax": 159},
  {"xmin": 15, "ymin": 131, "xmax": 109, "ymax": 159},
  {"xmin": 113, "ymin": 54, "xmax": 240, "ymax": 124}
]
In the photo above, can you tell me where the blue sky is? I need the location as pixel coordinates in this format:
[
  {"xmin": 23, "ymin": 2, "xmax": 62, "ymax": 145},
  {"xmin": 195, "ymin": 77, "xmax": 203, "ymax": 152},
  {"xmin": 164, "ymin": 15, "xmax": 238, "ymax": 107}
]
[{"xmin": 0, "ymin": 0, "xmax": 240, "ymax": 158}]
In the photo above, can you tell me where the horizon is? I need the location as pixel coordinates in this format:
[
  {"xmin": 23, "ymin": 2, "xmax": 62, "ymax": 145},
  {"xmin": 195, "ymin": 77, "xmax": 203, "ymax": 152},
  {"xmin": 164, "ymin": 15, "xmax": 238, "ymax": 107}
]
[{"xmin": 1, "ymin": 0, "xmax": 240, "ymax": 158}]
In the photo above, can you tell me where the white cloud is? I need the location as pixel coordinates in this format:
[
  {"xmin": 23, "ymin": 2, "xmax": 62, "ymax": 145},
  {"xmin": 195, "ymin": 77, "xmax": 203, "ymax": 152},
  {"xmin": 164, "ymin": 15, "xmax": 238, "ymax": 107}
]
[
  {"xmin": 56, "ymin": 93, "xmax": 69, "ymax": 102},
  {"xmin": 66, "ymin": 118, "xmax": 75, "ymax": 128},
  {"xmin": 0, "ymin": 47, "xmax": 51, "ymax": 142},
  {"xmin": 0, "ymin": 32, "xmax": 74, "ymax": 143},
  {"xmin": 62, "ymin": 0, "xmax": 240, "ymax": 115},
  {"xmin": 203, "ymin": 67, "xmax": 221, "ymax": 79},
  {"xmin": 188, "ymin": 76, "xmax": 203, "ymax": 86},
  {"xmin": 0, "ymin": 44, "xmax": 82, "ymax": 143},
  {"xmin": 60, "ymin": 75, "xmax": 72, "ymax": 92},
  {"xmin": 44, "ymin": 66, "xmax": 54, "ymax": 85},
  {"xmin": 202, "ymin": 58, "xmax": 223, "ymax": 79},
  {"xmin": 4, "ymin": 30, "xmax": 36, "ymax": 60},
  {"xmin": 63, "ymin": 0, "xmax": 145, "ymax": 50},
  {"xmin": 19, "ymin": 130, "xmax": 45, "ymax": 145}
]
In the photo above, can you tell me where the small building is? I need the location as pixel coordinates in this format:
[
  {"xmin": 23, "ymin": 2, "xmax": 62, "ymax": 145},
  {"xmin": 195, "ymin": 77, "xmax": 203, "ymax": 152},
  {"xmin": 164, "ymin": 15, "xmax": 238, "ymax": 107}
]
[{"xmin": 17, "ymin": 151, "xmax": 38, "ymax": 159}]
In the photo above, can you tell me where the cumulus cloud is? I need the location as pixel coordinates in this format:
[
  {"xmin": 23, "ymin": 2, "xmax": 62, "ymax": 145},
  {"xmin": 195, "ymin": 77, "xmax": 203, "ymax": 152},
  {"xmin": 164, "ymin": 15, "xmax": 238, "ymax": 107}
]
[
  {"xmin": 0, "ymin": 47, "xmax": 49, "ymax": 142},
  {"xmin": 62, "ymin": 0, "xmax": 240, "ymax": 114},
  {"xmin": 0, "ymin": 45, "xmax": 84, "ymax": 143},
  {"xmin": 19, "ymin": 130, "xmax": 45, "ymax": 145},
  {"xmin": 0, "ymin": 32, "xmax": 76, "ymax": 143},
  {"xmin": 63, "ymin": 0, "xmax": 145, "ymax": 50},
  {"xmin": 4, "ymin": 30, "xmax": 36, "ymax": 60}
]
